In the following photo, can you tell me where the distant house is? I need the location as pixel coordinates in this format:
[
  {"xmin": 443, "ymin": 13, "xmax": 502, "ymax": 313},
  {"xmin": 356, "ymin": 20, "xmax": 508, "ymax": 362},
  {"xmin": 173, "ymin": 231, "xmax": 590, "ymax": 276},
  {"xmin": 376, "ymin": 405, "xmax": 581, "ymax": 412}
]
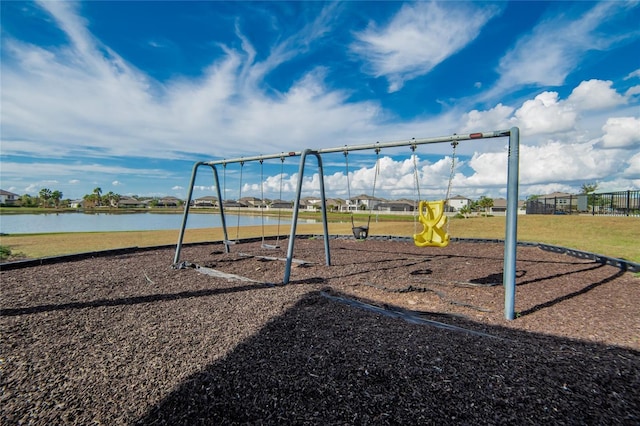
[
  {"xmin": 300, "ymin": 197, "xmax": 322, "ymax": 211},
  {"xmin": 0, "ymin": 189, "xmax": 19, "ymax": 205},
  {"xmin": 375, "ymin": 201, "xmax": 414, "ymax": 212},
  {"xmin": 325, "ymin": 198, "xmax": 342, "ymax": 211},
  {"xmin": 270, "ymin": 200, "xmax": 293, "ymax": 209},
  {"xmin": 157, "ymin": 196, "xmax": 182, "ymax": 207},
  {"xmin": 341, "ymin": 194, "xmax": 383, "ymax": 212},
  {"xmin": 118, "ymin": 197, "xmax": 146, "ymax": 209},
  {"xmin": 193, "ymin": 196, "xmax": 218, "ymax": 207},
  {"xmin": 298, "ymin": 197, "xmax": 343, "ymax": 211},
  {"xmin": 447, "ymin": 195, "xmax": 471, "ymax": 212},
  {"xmin": 490, "ymin": 198, "xmax": 526, "ymax": 215},
  {"xmin": 239, "ymin": 196, "xmax": 263, "ymax": 207},
  {"xmin": 222, "ymin": 200, "xmax": 247, "ymax": 208}
]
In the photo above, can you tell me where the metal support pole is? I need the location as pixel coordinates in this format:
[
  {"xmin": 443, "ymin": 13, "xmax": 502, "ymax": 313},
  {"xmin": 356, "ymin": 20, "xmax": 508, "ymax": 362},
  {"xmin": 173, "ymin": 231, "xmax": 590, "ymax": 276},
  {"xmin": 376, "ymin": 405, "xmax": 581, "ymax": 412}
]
[
  {"xmin": 503, "ymin": 127, "xmax": 520, "ymax": 320},
  {"xmin": 316, "ymin": 153, "xmax": 331, "ymax": 267},
  {"xmin": 284, "ymin": 150, "xmax": 331, "ymax": 284},
  {"xmin": 173, "ymin": 161, "xmax": 204, "ymax": 265},
  {"xmin": 211, "ymin": 165, "xmax": 230, "ymax": 253},
  {"xmin": 174, "ymin": 163, "xmax": 229, "ymax": 265}
]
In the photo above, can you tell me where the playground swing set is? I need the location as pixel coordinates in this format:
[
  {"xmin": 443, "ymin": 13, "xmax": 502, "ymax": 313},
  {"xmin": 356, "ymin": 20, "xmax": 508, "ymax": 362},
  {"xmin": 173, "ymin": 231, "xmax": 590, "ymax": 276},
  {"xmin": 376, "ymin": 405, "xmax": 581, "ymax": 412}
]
[{"xmin": 173, "ymin": 128, "xmax": 521, "ymax": 319}]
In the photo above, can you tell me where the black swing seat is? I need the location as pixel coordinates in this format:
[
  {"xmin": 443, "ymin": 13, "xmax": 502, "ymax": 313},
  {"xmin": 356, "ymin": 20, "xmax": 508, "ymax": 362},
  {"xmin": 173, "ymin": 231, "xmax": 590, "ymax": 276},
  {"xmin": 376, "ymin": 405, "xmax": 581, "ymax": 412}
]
[{"xmin": 352, "ymin": 226, "xmax": 369, "ymax": 240}]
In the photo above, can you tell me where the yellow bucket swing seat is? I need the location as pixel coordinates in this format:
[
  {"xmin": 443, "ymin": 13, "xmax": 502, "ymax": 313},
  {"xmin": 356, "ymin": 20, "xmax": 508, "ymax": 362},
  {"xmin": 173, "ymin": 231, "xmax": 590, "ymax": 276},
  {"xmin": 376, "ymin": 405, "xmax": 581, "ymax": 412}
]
[
  {"xmin": 411, "ymin": 140, "xmax": 457, "ymax": 248},
  {"xmin": 413, "ymin": 200, "xmax": 450, "ymax": 248}
]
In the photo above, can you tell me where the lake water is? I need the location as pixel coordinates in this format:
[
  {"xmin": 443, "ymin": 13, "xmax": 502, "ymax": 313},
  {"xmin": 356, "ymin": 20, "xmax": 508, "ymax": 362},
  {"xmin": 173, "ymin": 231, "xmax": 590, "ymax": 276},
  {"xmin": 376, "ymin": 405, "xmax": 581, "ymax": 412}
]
[{"xmin": 0, "ymin": 212, "xmax": 298, "ymax": 235}]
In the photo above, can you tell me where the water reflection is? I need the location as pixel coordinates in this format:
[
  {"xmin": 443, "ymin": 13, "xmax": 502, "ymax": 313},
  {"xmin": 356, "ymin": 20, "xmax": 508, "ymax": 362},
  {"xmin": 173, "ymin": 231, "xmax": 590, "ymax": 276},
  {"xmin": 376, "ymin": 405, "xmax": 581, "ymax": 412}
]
[{"xmin": 0, "ymin": 212, "xmax": 304, "ymax": 234}]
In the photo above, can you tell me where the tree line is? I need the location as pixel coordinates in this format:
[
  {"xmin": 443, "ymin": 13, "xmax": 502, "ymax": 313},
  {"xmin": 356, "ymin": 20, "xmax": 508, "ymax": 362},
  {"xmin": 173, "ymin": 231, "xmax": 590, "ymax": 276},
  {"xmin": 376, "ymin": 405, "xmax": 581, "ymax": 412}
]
[{"xmin": 12, "ymin": 187, "xmax": 124, "ymax": 208}]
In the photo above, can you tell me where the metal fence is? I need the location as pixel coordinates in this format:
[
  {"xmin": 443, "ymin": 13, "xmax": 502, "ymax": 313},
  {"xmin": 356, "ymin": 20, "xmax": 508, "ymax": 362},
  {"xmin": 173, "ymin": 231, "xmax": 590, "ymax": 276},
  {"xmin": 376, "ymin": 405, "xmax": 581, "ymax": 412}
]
[{"xmin": 526, "ymin": 190, "xmax": 640, "ymax": 216}]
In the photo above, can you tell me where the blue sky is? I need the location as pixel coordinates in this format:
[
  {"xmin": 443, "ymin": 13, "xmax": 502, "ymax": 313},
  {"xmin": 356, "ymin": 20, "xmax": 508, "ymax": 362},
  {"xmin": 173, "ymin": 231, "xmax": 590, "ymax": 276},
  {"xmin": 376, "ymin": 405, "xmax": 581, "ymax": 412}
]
[{"xmin": 1, "ymin": 1, "xmax": 639, "ymax": 202}]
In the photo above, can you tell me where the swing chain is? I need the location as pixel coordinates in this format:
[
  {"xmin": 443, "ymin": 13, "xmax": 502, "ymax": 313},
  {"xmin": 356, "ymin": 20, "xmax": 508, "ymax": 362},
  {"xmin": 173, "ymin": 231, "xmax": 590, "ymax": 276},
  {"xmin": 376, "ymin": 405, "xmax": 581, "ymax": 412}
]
[
  {"xmin": 445, "ymin": 141, "xmax": 458, "ymax": 234},
  {"xmin": 343, "ymin": 148, "xmax": 353, "ymax": 214},
  {"xmin": 366, "ymin": 146, "xmax": 381, "ymax": 229},
  {"xmin": 276, "ymin": 155, "xmax": 285, "ymax": 243},
  {"xmin": 445, "ymin": 141, "xmax": 458, "ymax": 203},
  {"xmin": 410, "ymin": 143, "xmax": 421, "ymax": 202}
]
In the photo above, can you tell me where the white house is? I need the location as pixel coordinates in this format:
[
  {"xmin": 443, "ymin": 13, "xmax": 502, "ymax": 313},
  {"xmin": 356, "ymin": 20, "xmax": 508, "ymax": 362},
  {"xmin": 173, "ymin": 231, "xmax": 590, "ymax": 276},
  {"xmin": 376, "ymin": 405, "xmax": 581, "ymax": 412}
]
[
  {"xmin": 0, "ymin": 189, "xmax": 19, "ymax": 205},
  {"xmin": 193, "ymin": 196, "xmax": 218, "ymax": 207},
  {"xmin": 447, "ymin": 195, "xmax": 471, "ymax": 212},
  {"xmin": 341, "ymin": 194, "xmax": 382, "ymax": 212}
]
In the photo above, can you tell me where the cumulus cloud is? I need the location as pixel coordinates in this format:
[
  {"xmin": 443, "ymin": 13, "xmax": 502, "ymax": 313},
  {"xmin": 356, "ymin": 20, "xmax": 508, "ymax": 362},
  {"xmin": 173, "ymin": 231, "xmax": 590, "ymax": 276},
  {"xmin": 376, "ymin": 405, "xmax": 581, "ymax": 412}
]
[
  {"xmin": 461, "ymin": 104, "xmax": 514, "ymax": 134},
  {"xmin": 599, "ymin": 117, "xmax": 640, "ymax": 149},
  {"xmin": 243, "ymin": 76, "xmax": 637, "ymax": 199},
  {"xmin": 624, "ymin": 152, "xmax": 640, "ymax": 178},
  {"xmin": 567, "ymin": 80, "xmax": 626, "ymax": 110},
  {"xmin": 512, "ymin": 92, "xmax": 578, "ymax": 135},
  {"xmin": 351, "ymin": 2, "xmax": 500, "ymax": 92}
]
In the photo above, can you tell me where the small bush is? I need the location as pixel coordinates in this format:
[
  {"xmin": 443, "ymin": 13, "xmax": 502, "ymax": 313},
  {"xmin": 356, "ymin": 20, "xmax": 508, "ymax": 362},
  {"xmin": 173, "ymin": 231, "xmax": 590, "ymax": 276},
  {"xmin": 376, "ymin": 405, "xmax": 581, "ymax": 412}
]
[{"xmin": 0, "ymin": 245, "xmax": 12, "ymax": 260}]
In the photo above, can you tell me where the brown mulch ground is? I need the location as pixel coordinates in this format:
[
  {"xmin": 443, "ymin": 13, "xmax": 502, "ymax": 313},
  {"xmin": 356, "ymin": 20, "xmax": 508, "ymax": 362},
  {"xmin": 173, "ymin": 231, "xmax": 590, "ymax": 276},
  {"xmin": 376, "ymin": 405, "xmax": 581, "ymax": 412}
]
[{"xmin": 1, "ymin": 238, "xmax": 638, "ymax": 425}]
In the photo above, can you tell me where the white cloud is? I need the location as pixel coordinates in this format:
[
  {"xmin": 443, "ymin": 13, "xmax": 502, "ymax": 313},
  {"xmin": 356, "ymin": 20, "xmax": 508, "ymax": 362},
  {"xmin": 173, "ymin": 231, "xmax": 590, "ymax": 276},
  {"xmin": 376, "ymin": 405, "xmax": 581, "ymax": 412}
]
[
  {"xmin": 25, "ymin": 184, "xmax": 39, "ymax": 194},
  {"xmin": 351, "ymin": 2, "xmax": 500, "ymax": 92},
  {"xmin": 567, "ymin": 79, "xmax": 626, "ymax": 110},
  {"xmin": 599, "ymin": 117, "xmax": 640, "ymax": 149},
  {"xmin": 112, "ymin": 180, "xmax": 122, "ymax": 186},
  {"xmin": 1, "ymin": 3, "xmax": 638, "ymax": 201},
  {"xmin": 1, "ymin": 2, "xmax": 371, "ymax": 161},
  {"xmin": 487, "ymin": 2, "xmax": 639, "ymax": 100},
  {"xmin": 512, "ymin": 92, "xmax": 578, "ymax": 135},
  {"xmin": 624, "ymin": 69, "xmax": 640, "ymax": 80},
  {"xmin": 461, "ymin": 104, "xmax": 514, "ymax": 134},
  {"xmin": 624, "ymin": 152, "xmax": 640, "ymax": 178},
  {"xmin": 0, "ymin": 161, "xmax": 167, "ymax": 179},
  {"xmin": 625, "ymin": 85, "xmax": 640, "ymax": 97},
  {"xmin": 465, "ymin": 80, "xmax": 632, "ymax": 142}
]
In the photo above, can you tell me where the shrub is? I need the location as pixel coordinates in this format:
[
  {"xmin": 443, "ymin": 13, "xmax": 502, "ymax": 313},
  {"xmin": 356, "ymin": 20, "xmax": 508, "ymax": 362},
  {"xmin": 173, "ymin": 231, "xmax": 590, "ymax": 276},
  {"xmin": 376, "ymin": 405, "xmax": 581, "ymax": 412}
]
[{"xmin": 0, "ymin": 245, "xmax": 11, "ymax": 260}]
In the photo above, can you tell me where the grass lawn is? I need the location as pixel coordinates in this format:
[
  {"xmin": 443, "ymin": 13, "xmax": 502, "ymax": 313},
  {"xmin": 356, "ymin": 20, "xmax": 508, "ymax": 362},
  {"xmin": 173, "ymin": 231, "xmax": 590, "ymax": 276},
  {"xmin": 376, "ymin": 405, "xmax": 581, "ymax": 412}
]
[{"xmin": 1, "ymin": 215, "xmax": 638, "ymax": 263}]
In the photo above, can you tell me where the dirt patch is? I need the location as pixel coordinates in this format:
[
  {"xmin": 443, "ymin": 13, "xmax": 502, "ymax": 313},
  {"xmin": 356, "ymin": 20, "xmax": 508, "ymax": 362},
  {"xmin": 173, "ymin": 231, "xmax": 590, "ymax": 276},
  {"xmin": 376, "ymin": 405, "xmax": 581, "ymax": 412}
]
[{"xmin": 1, "ymin": 238, "xmax": 638, "ymax": 424}]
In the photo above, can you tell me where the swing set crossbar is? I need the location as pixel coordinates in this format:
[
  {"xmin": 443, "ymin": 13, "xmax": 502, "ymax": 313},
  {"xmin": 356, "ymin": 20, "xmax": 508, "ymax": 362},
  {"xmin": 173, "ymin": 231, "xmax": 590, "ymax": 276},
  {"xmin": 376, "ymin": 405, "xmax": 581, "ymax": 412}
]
[
  {"xmin": 201, "ymin": 130, "xmax": 510, "ymax": 167},
  {"xmin": 173, "ymin": 128, "xmax": 520, "ymax": 320}
]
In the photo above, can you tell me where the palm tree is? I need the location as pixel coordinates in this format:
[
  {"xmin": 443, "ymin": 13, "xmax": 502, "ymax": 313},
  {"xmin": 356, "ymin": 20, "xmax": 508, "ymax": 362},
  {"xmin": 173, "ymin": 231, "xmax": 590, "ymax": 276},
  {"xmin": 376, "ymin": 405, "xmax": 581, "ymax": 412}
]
[
  {"xmin": 51, "ymin": 190, "xmax": 63, "ymax": 208},
  {"xmin": 477, "ymin": 196, "xmax": 494, "ymax": 216},
  {"xmin": 580, "ymin": 182, "xmax": 598, "ymax": 194},
  {"xmin": 39, "ymin": 188, "xmax": 52, "ymax": 207},
  {"xmin": 93, "ymin": 187, "xmax": 102, "ymax": 207},
  {"xmin": 103, "ymin": 191, "xmax": 120, "ymax": 207},
  {"xmin": 83, "ymin": 193, "xmax": 96, "ymax": 208}
]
